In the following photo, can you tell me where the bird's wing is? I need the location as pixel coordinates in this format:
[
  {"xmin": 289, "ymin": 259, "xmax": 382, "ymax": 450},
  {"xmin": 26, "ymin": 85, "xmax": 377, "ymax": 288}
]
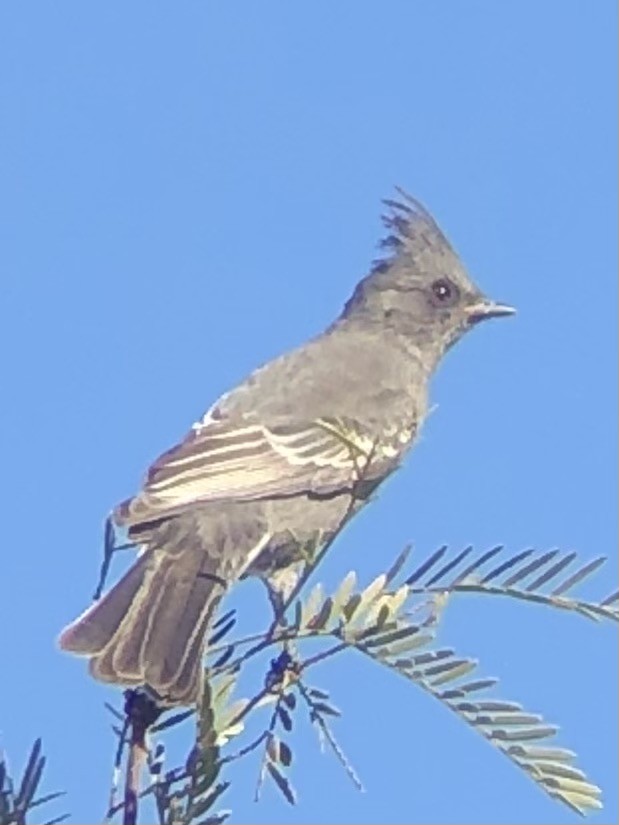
[{"xmin": 114, "ymin": 413, "xmax": 379, "ymax": 527}]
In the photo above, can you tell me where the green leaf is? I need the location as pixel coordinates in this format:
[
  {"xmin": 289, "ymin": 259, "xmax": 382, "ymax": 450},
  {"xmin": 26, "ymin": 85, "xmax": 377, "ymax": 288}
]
[
  {"xmin": 342, "ymin": 593, "xmax": 362, "ymax": 622},
  {"xmin": 15, "ymin": 739, "xmax": 44, "ymax": 810},
  {"xmin": 266, "ymin": 763, "xmax": 296, "ymax": 805},
  {"xmin": 424, "ymin": 659, "xmax": 477, "ymax": 687},
  {"xmin": 311, "ymin": 702, "xmax": 341, "ymax": 718},
  {"xmin": 357, "ymin": 574, "xmax": 387, "ymax": 613},
  {"xmin": 279, "ymin": 742, "xmax": 293, "ymax": 767},
  {"xmin": 308, "ymin": 687, "xmax": 330, "ymax": 700},
  {"xmin": 300, "ymin": 584, "xmax": 325, "ymax": 628},
  {"xmin": 277, "ymin": 705, "xmax": 293, "ymax": 732},
  {"xmin": 208, "ymin": 617, "xmax": 236, "ymax": 646},
  {"xmin": 309, "ymin": 597, "xmax": 334, "ymax": 630},
  {"xmin": 385, "ymin": 545, "xmax": 412, "ymax": 584},
  {"xmin": 382, "ymin": 632, "xmax": 434, "ymax": 658},
  {"xmin": 188, "ymin": 782, "xmax": 230, "ymax": 820},
  {"xmin": 283, "ymin": 692, "xmax": 296, "ymax": 710},
  {"xmin": 152, "ymin": 709, "xmax": 194, "ymax": 733},
  {"xmin": 332, "ymin": 571, "xmax": 357, "ymax": 614},
  {"xmin": 362, "ymin": 624, "xmax": 424, "ymax": 649},
  {"xmin": 405, "ymin": 545, "xmax": 448, "ymax": 585}
]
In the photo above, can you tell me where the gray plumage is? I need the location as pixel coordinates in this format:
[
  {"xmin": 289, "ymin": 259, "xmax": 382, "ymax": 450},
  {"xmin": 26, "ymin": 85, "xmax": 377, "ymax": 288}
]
[{"xmin": 58, "ymin": 189, "xmax": 514, "ymax": 705}]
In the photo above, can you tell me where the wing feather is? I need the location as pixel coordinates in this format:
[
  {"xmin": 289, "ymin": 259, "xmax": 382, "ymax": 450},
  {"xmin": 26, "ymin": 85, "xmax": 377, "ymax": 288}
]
[{"xmin": 114, "ymin": 415, "xmax": 375, "ymax": 527}]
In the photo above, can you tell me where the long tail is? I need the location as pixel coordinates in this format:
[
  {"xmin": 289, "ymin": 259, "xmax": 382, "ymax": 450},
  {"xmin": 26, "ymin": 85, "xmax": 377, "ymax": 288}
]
[{"xmin": 58, "ymin": 536, "xmax": 228, "ymax": 706}]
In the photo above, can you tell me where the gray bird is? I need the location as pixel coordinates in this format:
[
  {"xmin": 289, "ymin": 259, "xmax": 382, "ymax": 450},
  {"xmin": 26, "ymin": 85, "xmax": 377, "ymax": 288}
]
[{"xmin": 58, "ymin": 189, "xmax": 514, "ymax": 705}]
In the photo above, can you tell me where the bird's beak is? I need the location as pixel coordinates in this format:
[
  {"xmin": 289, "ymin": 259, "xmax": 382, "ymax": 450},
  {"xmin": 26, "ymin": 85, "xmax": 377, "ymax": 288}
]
[{"xmin": 466, "ymin": 299, "xmax": 516, "ymax": 324}]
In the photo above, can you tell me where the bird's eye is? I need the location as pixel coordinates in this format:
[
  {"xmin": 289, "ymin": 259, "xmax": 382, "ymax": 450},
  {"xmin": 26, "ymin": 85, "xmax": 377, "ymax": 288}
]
[{"xmin": 430, "ymin": 278, "xmax": 459, "ymax": 306}]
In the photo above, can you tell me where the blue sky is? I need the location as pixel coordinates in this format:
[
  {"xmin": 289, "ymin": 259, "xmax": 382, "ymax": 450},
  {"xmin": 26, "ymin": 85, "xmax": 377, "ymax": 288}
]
[{"xmin": 0, "ymin": 2, "xmax": 616, "ymax": 823}]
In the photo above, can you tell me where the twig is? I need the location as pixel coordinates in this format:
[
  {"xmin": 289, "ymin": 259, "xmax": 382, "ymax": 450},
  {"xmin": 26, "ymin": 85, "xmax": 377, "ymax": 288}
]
[
  {"xmin": 106, "ymin": 713, "xmax": 130, "ymax": 821},
  {"xmin": 297, "ymin": 682, "xmax": 363, "ymax": 791},
  {"xmin": 254, "ymin": 696, "xmax": 288, "ymax": 802},
  {"xmin": 94, "ymin": 515, "xmax": 136, "ymax": 600},
  {"xmin": 300, "ymin": 641, "xmax": 348, "ymax": 671},
  {"xmin": 121, "ymin": 691, "xmax": 162, "ymax": 825}
]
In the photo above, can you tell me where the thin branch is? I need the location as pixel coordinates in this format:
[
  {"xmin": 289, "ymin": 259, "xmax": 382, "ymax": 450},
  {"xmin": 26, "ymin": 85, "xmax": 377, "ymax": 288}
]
[
  {"xmin": 120, "ymin": 692, "xmax": 162, "ymax": 825},
  {"xmin": 94, "ymin": 515, "xmax": 136, "ymax": 600},
  {"xmin": 408, "ymin": 581, "xmax": 618, "ymax": 622},
  {"xmin": 106, "ymin": 713, "xmax": 130, "ymax": 822},
  {"xmin": 297, "ymin": 682, "xmax": 363, "ymax": 791},
  {"xmin": 300, "ymin": 642, "xmax": 348, "ymax": 671}
]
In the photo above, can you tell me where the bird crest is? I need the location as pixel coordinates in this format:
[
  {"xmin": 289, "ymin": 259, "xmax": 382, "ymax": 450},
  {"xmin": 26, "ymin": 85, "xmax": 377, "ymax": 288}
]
[{"xmin": 372, "ymin": 186, "xmax": 456, "ymax": 273}]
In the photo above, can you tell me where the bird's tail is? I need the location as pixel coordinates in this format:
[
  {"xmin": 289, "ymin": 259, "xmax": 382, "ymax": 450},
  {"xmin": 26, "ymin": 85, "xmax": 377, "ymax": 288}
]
[{"xmin": 58, "ymin": 537, "xmax": 228, "ymax": 706}]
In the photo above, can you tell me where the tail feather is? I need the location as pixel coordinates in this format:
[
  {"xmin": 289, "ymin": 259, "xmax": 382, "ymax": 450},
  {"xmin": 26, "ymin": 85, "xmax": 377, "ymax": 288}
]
[
  {"xmin": 169, "ymin": 608, "xmax": 217, "ymax": 705},
  {"xmin": 142, "ymin": 553, "xmax": 225, "ymax": 693},
  {"xmin": 59, "ymin": 544, "xmax": 227, "ymax": 705},
  {"xmin": 58, "ymin": 552, "xmax": 150, "ymax": 655}
]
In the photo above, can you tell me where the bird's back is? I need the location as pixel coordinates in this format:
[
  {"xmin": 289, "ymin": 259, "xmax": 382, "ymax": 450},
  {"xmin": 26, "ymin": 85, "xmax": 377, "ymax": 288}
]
[{"xmin": 216, "ymin": 321, "xmax": 429, "ymax": 434}]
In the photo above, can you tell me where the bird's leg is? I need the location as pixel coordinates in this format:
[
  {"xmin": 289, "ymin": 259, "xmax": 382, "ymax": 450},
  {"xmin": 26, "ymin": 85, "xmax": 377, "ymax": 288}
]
[
  {"xmin": 264, "ymin": 561, "xmax": 306, "ymax": 631},
  {"xmin": 263, "ymin": 563, "xmax": 305, "ymax": 682}
]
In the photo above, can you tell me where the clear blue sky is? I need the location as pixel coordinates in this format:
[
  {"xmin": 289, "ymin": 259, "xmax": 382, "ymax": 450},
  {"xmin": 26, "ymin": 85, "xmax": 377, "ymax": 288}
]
[{"xmin": 1, "ymin": 3, "xmax": 616, "ymax": 824}]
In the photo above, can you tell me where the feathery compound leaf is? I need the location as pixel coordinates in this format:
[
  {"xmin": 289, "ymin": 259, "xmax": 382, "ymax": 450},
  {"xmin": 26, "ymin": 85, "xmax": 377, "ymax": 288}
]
[
  {"xmin": 0, "ymin": 740, "xmax": 65, "ymax": 825},
  {"xmin": 356, "ymin": 639, "xmax": 602, "ymax": 815},
  {"xmin": 406, "ymin": 546, "xmax": 616, "ymax": 623}
]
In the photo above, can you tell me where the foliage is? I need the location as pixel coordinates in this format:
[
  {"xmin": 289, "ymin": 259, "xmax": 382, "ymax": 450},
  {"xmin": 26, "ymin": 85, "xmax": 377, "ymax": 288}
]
[
  {"xmin": 105, "ymin": 542, "xmax": 616, "ymax": 823},
  {"xmin": 0, "ymin": 740, "xmax": 66, "ymax": 825},
  {"xmin": 2, "ymin": 540, "xmax": 616, "ymax": 824}
]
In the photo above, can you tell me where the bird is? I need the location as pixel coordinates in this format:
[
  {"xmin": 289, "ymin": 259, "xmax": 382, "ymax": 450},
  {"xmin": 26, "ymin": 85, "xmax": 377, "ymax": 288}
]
[{"xmin": 58, "ymin": 188, "xmax": 515, "ymax": 706}]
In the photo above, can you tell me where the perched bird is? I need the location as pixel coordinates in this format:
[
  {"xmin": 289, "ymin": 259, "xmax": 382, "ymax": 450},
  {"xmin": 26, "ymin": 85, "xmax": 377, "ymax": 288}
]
[{"xmin": 59, "ymin": 189, "xmax": 514, "ymax": 705}]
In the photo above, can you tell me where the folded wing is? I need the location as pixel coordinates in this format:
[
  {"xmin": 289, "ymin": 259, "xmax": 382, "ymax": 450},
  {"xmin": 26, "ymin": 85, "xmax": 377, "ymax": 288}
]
[{"xmin": 115, "ymin": 413, "xmax": 377, "ymax": 527}]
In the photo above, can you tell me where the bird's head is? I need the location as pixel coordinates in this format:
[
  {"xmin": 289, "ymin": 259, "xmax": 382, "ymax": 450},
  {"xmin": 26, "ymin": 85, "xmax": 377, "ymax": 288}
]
[{"xmin": 340, "ymin": 188, "xmax": 514, "ymax": 368}]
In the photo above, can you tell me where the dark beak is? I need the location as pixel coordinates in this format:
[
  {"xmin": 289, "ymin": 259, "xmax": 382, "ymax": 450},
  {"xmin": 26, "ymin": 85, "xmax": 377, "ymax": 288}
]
[{"xmin": 466, "ymin": 299, "xmax": 516, "ymax": 324}]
